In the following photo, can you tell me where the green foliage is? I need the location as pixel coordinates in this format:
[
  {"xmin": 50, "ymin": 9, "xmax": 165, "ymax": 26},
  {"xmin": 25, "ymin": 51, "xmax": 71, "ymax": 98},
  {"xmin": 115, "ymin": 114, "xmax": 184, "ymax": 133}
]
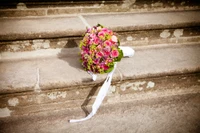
[{"xmin": 114, "ymin": 48, "xmax": 123, "ymax": 62}]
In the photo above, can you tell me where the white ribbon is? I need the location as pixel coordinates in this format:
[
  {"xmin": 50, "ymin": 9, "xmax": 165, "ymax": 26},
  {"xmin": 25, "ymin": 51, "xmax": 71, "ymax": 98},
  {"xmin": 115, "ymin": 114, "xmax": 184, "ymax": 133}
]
[
  {"xmin": 69, "ymin": 46, "xmax": 134, "ymax": 123},
  {"xmin": 69, "ymin": 64, "xmax": 117, "ymax": 123}
]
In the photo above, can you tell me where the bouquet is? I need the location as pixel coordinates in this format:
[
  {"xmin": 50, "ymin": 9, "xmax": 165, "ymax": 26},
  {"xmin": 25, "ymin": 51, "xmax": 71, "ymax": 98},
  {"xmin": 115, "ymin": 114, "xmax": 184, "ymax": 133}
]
[
  {"xmin": 69, "ymin": 24, "xmax": 134, "ymax": 123},
  {"xmin": 80, "ymin": 24, "xmax": 123, "ymax": 74}
]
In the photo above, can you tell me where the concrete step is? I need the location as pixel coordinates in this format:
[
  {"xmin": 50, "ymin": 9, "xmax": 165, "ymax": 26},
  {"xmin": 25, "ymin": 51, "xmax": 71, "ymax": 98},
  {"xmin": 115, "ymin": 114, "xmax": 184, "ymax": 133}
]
[
  {"xmin": 0, "ymin": 9, "xmax": 200, "ymax": 132},
  {"xmin": 1, "ymin": 93, "xmax": 200, "ymax": 133},
  {"xmin": 0, "ymin": 43, "xmax": 200, "ymax": 132},
  {"xmin": 0, "ymin": 43, "xmax": 199, "ymax": 115},
  {"xmin": 0, "ymin": 10, "xmax": 200, "ymax": 41},
  {"xmin": 0, "ymin": 10, "xmax": 200, "ymax": 55},
  {"xmin": 0, "ymin": 0, "xmax": 200, "ymax": 17}
]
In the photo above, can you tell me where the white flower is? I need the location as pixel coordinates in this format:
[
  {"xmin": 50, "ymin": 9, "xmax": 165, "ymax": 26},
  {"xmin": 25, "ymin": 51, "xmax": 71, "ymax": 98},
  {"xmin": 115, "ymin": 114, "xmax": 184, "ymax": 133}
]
[{"xmin": 111, "ymin": 35, "xmax": 118, "ymax": 42}]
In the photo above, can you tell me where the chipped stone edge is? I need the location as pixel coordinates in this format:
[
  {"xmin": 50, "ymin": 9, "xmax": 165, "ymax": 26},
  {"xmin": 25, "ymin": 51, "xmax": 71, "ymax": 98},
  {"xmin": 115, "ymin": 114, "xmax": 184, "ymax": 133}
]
[{"xmin": 1, "ymin": 43, "xmax": 199, "ymax": 61}]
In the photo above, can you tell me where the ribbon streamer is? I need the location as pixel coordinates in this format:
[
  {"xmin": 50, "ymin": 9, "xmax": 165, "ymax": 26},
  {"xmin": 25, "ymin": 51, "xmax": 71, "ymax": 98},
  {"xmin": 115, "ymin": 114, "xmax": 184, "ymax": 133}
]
[
  {"xmin": 69, "ymin": 64, "xmax": 117, "ymax": 123},
  {"xmin": 69, "ymin": 47, "xmax": 134, "ymax": 123}
]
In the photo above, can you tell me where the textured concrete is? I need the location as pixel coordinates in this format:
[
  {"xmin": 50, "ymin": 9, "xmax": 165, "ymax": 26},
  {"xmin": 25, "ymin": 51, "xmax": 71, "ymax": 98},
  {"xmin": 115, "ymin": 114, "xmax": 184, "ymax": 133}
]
[
  {"xmin": 0, "ymin": 16, "xmax": 85, "ymax": 41},
  {"xmin": 0, "ymin": 93, "xmax": 200, "ymax": 133},
  {"xmin": 84, "ymin": 11, "xmax": 200, "ymax": 32},
  {"xmin": 118, "ymin": 44, "xmax": 200, "ymax": 80},
  {"xmin": 0, "ymin": 43, "xmax": 200, "ymax": 94},
  {"xmin": 0, "ymin": 41, "xmax": 200, "ymax": 133},
  {"xmin": 1, "ymin": 28, "xmax": 200, "ymax": 52},
  {"xmin": 0, "ymin": 0, "xmax": 200, "ymax": 17},
  {"xmin": 0, "ymin": 72, "xmax": 199, "ymax": 118},
  {"xmin": 0, "ymin": 11, "xmax": 200, "ymax": 41}
]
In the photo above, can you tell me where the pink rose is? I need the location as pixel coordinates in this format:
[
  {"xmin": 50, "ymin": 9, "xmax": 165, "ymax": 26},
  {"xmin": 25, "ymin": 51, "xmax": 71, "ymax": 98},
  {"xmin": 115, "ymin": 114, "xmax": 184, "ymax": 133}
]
[
  {"xmin": 98, "ymin": 31, "xmax": 106, "ymax": 37},
  {"xmin": 111, "ymin": 49, "xmax": 119, "ymax": 57},
  {"xmin": 103, "ymin": 50, "xmax": 110, "ymax": 57},
  {"xmin": 93, "ymin": 36, "xmax": 100, "ymax": 44},
  {"xmin": 111, "ymin": 35, "xmax": 118, "ymax": 43},
  {"xmin": 100, "ymin": 63, "xmax": 109, "ymax": 70},
  {"xmin": 104, "ymin": 40, "xmax": 112, "ymax": 46},
  {"xmin": 90, "ymin": 33, "xmax": 96, "ymax": 38},
  {"xmin": 103, "ymin": 46, "xmax": 111, "ymax": 52},
  {"xmin": 102, "ymin": 28, "xmax": 109, "ymax": 32},
  {"xmin": 96, "ymin": 51, "xmax": 104, "ymax": 58}
]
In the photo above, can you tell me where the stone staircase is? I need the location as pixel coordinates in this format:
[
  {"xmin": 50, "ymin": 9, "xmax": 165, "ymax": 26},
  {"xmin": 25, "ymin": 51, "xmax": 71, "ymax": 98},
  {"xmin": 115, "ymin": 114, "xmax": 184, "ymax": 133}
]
[{"xmin": 0, "ymin": 1, "xmax": 200, "ymax": 133}]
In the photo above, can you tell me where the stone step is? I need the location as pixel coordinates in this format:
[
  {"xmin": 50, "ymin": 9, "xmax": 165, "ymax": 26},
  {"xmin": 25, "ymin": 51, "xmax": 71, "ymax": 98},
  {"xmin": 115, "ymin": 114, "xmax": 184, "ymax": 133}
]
[
  {"xmin": 0, "ymin": 9, "xmax": 200, "ymax": 131},
  {"xmin": 0, "ymin": 10, "xmax": 200, "ymax": 55},
  {"xmin": 0, "ymin": 43, "xmax": 199, "ymax": 118},
  {"xmin": 0, "ymin": 0, "xmax": 200, "ymax": 17},
  {"xmin": 0, "ymin": 42, "xmax": 200, "ymax": 132},
  {"xmin": 1, "ymin": 93, "xmax": 200, "ymax": 133},
  {"xmin": 0, "ymin": 10, "xmax": 200, "ymax": 41}
]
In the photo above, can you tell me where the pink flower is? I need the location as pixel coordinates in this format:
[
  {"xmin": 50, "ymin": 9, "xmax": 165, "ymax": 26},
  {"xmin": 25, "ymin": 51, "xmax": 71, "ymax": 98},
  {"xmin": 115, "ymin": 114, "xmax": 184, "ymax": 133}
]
[
  {"xmin": 90, "ymin": 33, "xmax": 96, "ymax": 38},
  {"xmin": 111, "ymin": 50, "xmax": 119, "ymax": 57},
  {"xmin": 93, "ymin": 58, "xmax": 100, "ymax": 64},
  {"xmin": 88, "ymin": 39, "xmax": 93, "ymax": 45},
  {"xmin": 99, "ymin": 63, "xmax": 109, "ymax": 70},
  {"xmin": 101, "ymin": 64, "xmax": 109, "ymax": 70},
  {"xmin": 97, "ymin": 45, "xmax": 102, "ymax": 50},
  {"xmin": 96, "ymin": 51, "xmax": 104, "ymax": 58},
  {"xmin": 98, "ymin": 31, "xmax": 106, "ymax": 37},
  {"xmin": 103, "ymin": 50, "xmax": 110, "ymax": 57},
  {"xmin": 111, "ymin": 35, "xmax": 118, "ymax": 43},
  {"xmin": 102, "ymin": 28, "xmax": 109, "ymax": 32},
  {"xmin": 87, "ymin": 28, "xmax": 92, "ymax": 33},
  {"xmin": 108, "ymin": 58, "xmax": 113, "ymax": 63},
  {"xmin": 104, "ymin": 46, "xmax": 111, "ymax": 52},
  {"xmin": 80, "ymin": 24, "xmax": 122, "ymax": 74},
  {"xmin": 93, "ymin": 36, "xmax": 100, "ymax": 44},
  {"xmin": 104, "ymin": 40, "xmax": 112, "ymax": 46}
]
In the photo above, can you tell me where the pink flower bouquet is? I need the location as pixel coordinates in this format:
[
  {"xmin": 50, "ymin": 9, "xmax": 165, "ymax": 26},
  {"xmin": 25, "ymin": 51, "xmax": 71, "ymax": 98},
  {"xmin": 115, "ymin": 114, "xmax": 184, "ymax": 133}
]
[
  {"xmin": 70, "ymin": 24, "xmax": 134, "ymax": 123},
  {"xmin": 80, "ymin": 24, "xmax": 123, "ymax": 74}
]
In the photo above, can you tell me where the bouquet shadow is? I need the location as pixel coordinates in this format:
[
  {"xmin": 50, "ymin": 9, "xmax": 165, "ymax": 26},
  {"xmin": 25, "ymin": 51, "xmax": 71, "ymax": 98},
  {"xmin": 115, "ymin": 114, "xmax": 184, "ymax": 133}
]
[
  {"xmin": 81, "ymin": 83, "xmax": 103, "ymax": 116},
  {"xmin": 57, "ymin": 39, "xmax": 102, "ymax": 117}
]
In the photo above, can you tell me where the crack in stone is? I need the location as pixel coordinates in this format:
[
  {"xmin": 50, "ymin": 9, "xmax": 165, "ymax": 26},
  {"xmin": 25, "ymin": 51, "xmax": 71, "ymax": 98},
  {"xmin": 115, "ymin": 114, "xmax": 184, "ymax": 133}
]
[{"xmin": 34, "ymin": 68, "xmax": 41, "ymax": 92}]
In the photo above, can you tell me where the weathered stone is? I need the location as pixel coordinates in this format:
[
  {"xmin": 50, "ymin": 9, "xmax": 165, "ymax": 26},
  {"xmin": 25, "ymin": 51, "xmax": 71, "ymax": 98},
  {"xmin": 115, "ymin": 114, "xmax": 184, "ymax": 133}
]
[
  {"xmin": 83, "ymin": 11, "xmax": 200, "ymax": 32},
  {"xmin": 1, "ymin": 27, "xmax": 200, "ymax": 52},
  {"xmin": 0, "ymin": 74, "xmax": 199, "ymax": 133},
  {"xmin": 0, "ymin": 11, "xmax": 200, "ymax": 42},
  {"xmin": 0, "ymin": 9, "xmax": 46, "ymax": 18},
  {"xmin": 0, "ymin": 16, "xmax": 85, "ymax": 41},
  {"xmin": 16, "ymin": 3, "xmax": 27, "ymax": 9},
  {"xmin": 1, "ymin": 43, "xmax": 200, "ymax": 94},
  {"xmin": 0, "ymin": 0, "xmax": 200, "ymax": 17},
  {"xmin": 117, "ymin": 43, "xmax": 200, "ymax": 79}
]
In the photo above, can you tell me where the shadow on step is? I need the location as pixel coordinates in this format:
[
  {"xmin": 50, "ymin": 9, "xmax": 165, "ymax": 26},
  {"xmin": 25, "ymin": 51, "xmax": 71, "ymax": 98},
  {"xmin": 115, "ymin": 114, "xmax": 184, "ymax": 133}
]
[
  {"xmin": 57, "ymin": 39, "xmax": 104, "ymax": 116},
  {"xmin": 81, "ymin": 83, "xmax": 103, "ymax": 116},
  {"xmin": 57, "ymin": 39, "xmax": 82, "ymax": 69}
]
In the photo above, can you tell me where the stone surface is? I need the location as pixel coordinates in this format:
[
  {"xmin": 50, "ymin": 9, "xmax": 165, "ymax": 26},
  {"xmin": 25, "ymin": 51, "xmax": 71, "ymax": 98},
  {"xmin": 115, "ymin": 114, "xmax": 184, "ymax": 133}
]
[
  {"xmin": 0, "ymin": 9, "xmax": 46, "ymax": 18},
  {"xmin": 0, "ymin": 43, "xmax": 200, "ymax": 94},
  {"xmin": 0, "ymin": 72, "xmax": 199, "ymax": 117},
  {"xmin": 0, "ymin": 93, "xmax": 199, "ymax": 133},
  {"xmin": 84, "ymin": 11, "xmax": 200, "ymax": 32},
  {"xmin": 0, "ymin": 16, "xmax": 85, "ymax": 41},
  {"xmin": 0, "ymin": 60, "xmax": 37, "ymax": 93},
  {"xmin": 0, "ymin": 11, "xmax": 200, "ymax": 41},
  {"xmin": 0, "ymin": 0, "xmax": 199, "ymax": 17},
  {"xmin": 118, "ymin": 43, "xmax": 200, "ymax": 80},
  {"xmin": 1, "ymin": 27, "xmax": 200, "ymax": 52}
]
